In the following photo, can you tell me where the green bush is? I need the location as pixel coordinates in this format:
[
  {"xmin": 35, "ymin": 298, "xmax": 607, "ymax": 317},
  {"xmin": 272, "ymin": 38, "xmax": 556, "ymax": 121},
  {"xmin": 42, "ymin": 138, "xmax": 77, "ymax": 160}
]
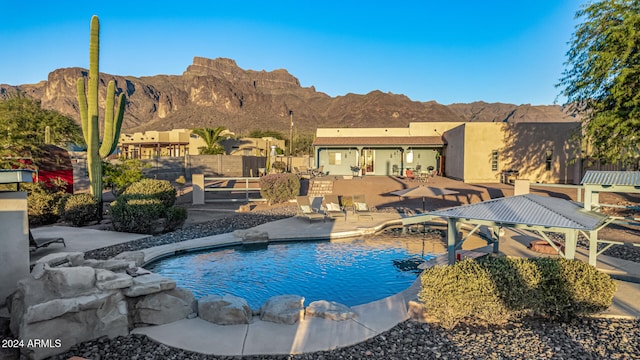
[
  {"xmin": 419, "ymin": 259, "xmax": 509, "ymax": 329},
  {"xmin": 419, "ymin": 257, "xmax": 617, "ymax": 329},
  {"xmin": 60, "ymin": 193, "xmax": 99, "ymax": 226},
  {"xmin": 27, "ymin": 191, "xmax": 58, "ymax": 226},
  {"xmin": 259, "ymin": 173, "xmax": 300, "ymax": 204},
  {"xmin": 271, "ymin": 160, "xmax": 287, "ymax": 173},
  {"xmin": 165, "ymin": 206, "xmax": 188, "ymax": 231},
  {"xmin": 123, "ymin": 178, "xmax": 176, "ymax": 207},
  {"xmin": 110, "ymin": 195, "xmax": 166, "ymax": 234},
  {"xmin": 103, "ymin": 158, "xmax": 148, "ymax": 195}
]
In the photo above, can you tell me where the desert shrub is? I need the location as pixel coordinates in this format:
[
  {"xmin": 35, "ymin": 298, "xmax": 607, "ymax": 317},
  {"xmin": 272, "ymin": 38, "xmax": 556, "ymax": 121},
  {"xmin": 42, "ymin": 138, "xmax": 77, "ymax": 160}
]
[
  {"xmin": 22, "ymin": 182, "xmax": 68, "ymax": 226},
  {"xmin": 419, "ymin": 257, "xmax": 617, "ymax": 328},
  {"xmin": 530, "ymin": 257, "xmax": 616, "ymax": 319},
  {"xmin": 110, "ymin": 195, "xmax": 166, "ymax": 234},
  {"xmin": 165, "ymin": 206, "xmax": 188, "ymax": 231},
  {"xmin": 259, "ymin": 173, "xmax": 300, "ymax": 204},
  {"xmin": 271, "ymin": 160, "xmax": 287, "ymax": 173},
  {"xmin": 103, "ymin": 158, "xmax": 148, "ymax": 195},
  {"xmin": 60, "ymin": 193, "xmax": 99, "ymax": 226},
  {"xmin": 123, "ymin": 178, "xmax": 176, "ymax": 207},
  {"xmin": 419, "ymin": 259, "xmax": 509, "ymax": 329},
  {"xmin": 27, "ymin": 191, "xmax": 58, "ymax": 226}
]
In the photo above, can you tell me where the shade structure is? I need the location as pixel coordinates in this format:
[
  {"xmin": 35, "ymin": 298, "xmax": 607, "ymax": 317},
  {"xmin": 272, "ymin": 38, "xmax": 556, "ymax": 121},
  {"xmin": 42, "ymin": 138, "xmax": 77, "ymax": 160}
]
[{"xmin": 390, "ymin": 186, "xmax": 459, "ymax": 211}]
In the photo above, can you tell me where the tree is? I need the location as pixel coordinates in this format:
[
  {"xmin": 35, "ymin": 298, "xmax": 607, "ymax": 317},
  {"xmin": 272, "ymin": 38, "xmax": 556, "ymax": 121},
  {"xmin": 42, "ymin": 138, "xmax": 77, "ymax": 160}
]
[
  {"xmin": 248, "ymin": 129, "xmax": 284, "ymax": 139},
  {"xmin": 558, "ymin": 0, "xmax": 640, "ymax": 167},
  {"xmin": 0, "ymin": 95, "xmax": 83, "ymax": 168},
  {"xmin": 0, "ymin": 95, "xmax": 83, "ymax": 149},
  {"xmin": 191, "ymin": 126, "xmax": 229, "ymax": 155}
]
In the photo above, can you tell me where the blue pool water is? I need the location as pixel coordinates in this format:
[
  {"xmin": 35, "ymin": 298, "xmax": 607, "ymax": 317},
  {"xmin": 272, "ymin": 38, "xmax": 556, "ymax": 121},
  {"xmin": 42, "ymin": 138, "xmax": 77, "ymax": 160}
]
[{"xmin": 146, "ymin": 236, "xmax": 437, "ymax": 309}]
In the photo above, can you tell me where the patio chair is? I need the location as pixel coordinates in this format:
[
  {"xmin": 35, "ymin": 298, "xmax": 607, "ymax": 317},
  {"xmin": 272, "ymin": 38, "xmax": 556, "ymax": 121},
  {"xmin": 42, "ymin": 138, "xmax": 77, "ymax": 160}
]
[
  {"xmin": 323, "ymin": 194, "xmax": 346, "ymax": 220},
  {"xmin": 392, "ymin": 164, "xmax": 399, "ymax": 176},
  {"xmin": 311, "ymin": 165, "xmax": 325, "ymax": 177},
  {"xmin": 405, "ymin": 169, "xmax": 416, "ymax": 180},
  {"xmin": 296, "ymin": 196, "xmax": 325, "ymax": 223},
  {"xmin": 352, "ymin": 194, "xmax": 374, "ymax": 221},
  {"xmin": 29, "ymin": 229, "xmax": 66, "ymax": 251}
]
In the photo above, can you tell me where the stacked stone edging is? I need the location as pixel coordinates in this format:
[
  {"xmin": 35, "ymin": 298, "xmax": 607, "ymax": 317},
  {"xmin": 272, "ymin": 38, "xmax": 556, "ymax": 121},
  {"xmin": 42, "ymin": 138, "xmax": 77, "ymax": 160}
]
[{"xmin": 6, "ymin": 252, "xmax": 197, "ymax": 360}]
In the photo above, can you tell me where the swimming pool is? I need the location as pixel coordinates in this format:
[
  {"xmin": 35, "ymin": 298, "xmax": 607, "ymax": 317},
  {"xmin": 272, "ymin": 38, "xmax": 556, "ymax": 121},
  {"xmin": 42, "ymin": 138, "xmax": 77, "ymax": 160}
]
[{"xmin": 146, "ymin": 232, "xmax": 442, "ymax": 309}]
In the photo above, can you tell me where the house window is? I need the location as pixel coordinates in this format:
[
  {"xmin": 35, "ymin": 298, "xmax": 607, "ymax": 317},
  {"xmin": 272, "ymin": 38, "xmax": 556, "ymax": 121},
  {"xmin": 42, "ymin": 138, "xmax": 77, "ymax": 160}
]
[
  {"xmin": 491, "ymin": 150, "xmax": 498, "ymax": 171},
  {"xmin": 406, "ymin": 150, "xmax": 414, "ymax": 164},
  {"xmin": 329, "ymin": 152, "xmax": 342, "ymax": 165},
  {"xmin": 545, "ymin": 150, "xmax": 553, "ymax": 171}
]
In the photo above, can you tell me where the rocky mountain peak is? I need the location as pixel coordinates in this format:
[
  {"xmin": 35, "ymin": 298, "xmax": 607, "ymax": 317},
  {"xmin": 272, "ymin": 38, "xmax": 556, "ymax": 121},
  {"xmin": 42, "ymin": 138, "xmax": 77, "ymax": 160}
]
[{"xmin": 0, "ymin": 56, "xmax": 578, "ymax": 134}]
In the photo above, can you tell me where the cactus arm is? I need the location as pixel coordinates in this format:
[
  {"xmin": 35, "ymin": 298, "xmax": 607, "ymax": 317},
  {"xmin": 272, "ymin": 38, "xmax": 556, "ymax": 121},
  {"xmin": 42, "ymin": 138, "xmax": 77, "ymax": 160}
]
[
  {"xmin": 99, "ymin": 88, "xmax": 125, "ymax": 158},
  {"xmin": 76, "ymin": 78, "xmax": 89, "ymax": 142},
  {"xmin": 100, "ymin": 81, "xmax": 116, "ymax": 157}
]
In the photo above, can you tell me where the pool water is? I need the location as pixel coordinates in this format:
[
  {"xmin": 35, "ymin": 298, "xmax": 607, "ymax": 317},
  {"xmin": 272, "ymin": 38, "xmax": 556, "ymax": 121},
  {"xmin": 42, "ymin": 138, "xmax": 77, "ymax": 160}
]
[{"xmin": 146, "ymin": 235, "xmax": 439, "ymax": 309}]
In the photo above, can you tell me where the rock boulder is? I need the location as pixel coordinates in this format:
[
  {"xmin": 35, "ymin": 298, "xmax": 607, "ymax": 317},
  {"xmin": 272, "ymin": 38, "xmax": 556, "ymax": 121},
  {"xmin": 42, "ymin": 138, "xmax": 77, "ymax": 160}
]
[
  {"xmin": 132, "ymin": 288, "xmax": 196, "ymax": 326},
  {"xmin": 306, "ymin": 300, "xmax": 356, "ymax": 321},
  {"xmin": 260, "ymin": 295, "xmax": 305, "ymax": 325},
  {"xmin": 198, "ymin": 294, "xmax": 252, "ymax": 325}
]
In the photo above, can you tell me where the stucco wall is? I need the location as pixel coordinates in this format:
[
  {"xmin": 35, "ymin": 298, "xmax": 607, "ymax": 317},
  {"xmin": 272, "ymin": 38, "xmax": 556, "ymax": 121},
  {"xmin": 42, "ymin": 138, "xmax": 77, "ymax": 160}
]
[
  {"xmin": 443, "ymin": 125, "xmax": 466, "ymax": 180},
  {"xmin": 452, "ymin": 122, "xmax": 580, "ymax": 184},
  {"xmin": 497, "ymin": 122, "xmax": 580, "ymax": 184},
  {"xmin": 0, "ymin": 191, "xmax": 29, "ymax": 305}
]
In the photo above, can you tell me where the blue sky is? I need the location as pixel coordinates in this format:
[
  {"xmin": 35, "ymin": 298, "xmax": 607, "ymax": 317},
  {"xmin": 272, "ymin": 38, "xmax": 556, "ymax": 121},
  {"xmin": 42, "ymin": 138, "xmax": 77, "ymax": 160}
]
[{"xmin": 0, "ymin": 1, "xmax": 581, "ymax": 105}]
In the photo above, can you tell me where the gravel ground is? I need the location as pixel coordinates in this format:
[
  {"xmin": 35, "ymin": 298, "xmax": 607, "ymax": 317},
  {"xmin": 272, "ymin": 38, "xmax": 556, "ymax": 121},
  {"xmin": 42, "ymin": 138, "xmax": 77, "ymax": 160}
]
[
  {"xmin": 5, "ymin": 206, "xmax": 639, "ymax": 360},
  {"xmin": 49, "ymin": 317, "xmax": 640, "ymax": 360}
]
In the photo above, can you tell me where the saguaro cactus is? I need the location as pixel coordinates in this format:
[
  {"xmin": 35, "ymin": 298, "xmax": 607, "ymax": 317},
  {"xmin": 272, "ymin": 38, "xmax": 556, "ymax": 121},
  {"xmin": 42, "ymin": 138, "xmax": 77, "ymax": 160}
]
[{"xmin": 77, "ymin": 15, "xmax": 125, "ymax": 206}]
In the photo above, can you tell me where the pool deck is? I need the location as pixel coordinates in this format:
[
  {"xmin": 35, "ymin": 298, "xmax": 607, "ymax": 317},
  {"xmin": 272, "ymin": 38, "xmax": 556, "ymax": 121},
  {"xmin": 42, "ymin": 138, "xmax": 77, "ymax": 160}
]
[{"xmin": 25, "ymin": 213, "xmax": 640, "ymax": 357}]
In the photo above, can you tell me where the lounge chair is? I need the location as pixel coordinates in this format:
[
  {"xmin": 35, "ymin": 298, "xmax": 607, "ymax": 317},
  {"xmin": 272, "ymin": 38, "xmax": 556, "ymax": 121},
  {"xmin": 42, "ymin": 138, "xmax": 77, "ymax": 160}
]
[
  {"xmin": 352, "ymin": 194, "xmax": 374, "ymax": 221},
  {"xmin": 29, "ymin": 230, "xmax": 66, "ymax": 251},
  {"xmin": 323, "ymin": 194, "xmax": 346, "ymax": 220},
  {"xmin": 296, "ymin": 196, "xmax": 325, "ymax": 223}
]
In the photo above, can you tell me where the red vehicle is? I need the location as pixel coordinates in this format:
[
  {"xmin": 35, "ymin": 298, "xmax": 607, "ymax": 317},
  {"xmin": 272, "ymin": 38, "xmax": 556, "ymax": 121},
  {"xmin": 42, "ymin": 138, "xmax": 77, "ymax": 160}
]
[{"xmin": 8, "ymin": 145, "xmax": 74, "ymax": 193}]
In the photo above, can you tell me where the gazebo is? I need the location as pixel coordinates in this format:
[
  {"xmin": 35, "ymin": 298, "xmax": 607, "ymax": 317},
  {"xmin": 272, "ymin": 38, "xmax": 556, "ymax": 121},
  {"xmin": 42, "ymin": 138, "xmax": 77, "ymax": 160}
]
[
  {"xmin": 582, "ymin": 170, "xmax": 640, "ymax": 212},
  {"xmin": 402, "ymin": 194, "xmax": 612, "ymax": 265}
]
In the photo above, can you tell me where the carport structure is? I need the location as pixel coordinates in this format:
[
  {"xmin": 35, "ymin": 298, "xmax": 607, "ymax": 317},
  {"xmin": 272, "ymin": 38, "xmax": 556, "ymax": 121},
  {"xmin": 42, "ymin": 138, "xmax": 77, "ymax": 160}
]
[{"xmin": 402, "ymin": 194, "xmax": 613, "ymax": 266}]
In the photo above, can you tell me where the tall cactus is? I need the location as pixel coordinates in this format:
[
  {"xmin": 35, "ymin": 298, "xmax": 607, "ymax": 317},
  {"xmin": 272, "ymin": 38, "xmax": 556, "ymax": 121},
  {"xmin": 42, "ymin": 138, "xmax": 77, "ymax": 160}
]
[{"xmin": 77, "ymin": 15, "xmax": 125, "ymax": 206}]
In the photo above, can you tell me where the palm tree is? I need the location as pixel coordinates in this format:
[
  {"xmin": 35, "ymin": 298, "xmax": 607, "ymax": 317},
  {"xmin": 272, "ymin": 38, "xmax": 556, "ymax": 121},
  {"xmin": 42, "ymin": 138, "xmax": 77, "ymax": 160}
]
[{"xmin": 191, "ymin": 127, "xmax": 229, "ymax": 155}]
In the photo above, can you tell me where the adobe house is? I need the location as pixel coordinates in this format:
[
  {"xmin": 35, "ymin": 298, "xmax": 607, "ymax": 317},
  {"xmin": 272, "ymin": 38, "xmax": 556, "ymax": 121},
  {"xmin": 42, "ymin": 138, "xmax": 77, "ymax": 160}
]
[
  {"xmin": 116, "ymin": 129, "xmax": 285, "ymax": 158},
  {"xmin": 313, "ymin": 122, "xmax": 581, "ymax": 184}
]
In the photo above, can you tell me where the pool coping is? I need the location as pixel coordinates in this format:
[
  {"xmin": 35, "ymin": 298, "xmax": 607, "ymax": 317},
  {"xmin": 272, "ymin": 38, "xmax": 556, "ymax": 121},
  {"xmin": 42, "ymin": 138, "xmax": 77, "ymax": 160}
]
[{"xmin": 133, "ymin": 216, "xmax": 446, "ymax": 356}]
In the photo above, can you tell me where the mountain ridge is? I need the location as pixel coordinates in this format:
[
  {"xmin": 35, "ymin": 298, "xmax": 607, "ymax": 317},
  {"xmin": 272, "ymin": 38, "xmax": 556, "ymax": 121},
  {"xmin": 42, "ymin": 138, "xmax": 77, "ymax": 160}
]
[{"xmin": 0, "ymin": 56, "xmax": 577, "ymax": 134}]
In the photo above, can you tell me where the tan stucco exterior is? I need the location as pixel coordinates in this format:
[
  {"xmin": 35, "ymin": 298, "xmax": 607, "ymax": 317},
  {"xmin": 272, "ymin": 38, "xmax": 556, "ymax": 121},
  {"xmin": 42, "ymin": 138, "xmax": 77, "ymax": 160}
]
[
  {"xmin": 315, "ymin": 121, "xmax": 581, "ymax": 184},
  {"xmin": 117, "ymin": 129, "xmax": 284, "ymax": 158}
]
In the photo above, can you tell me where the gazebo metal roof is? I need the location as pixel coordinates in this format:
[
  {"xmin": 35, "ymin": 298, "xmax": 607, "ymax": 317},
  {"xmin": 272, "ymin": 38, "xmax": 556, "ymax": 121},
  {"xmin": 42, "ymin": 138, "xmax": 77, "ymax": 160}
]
[
  {"xmin": 581, "ymin": 170, "xmax": 640, "ymax": 186},
  {"xmin": 422, "ymin": 194, "xmax": 608, "ymax": 231}
]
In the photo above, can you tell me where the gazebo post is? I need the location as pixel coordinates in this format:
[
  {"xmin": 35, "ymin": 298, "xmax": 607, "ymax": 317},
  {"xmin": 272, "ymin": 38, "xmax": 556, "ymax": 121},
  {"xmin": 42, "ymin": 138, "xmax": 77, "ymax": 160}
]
[
  {"xmin": 447, "ymin": 217, "xmax": 458, "ymax": 265},
  {"xmin": 492, "ymin": 225, "xmax": 501, "ymax": 254},
  {"xmin": 564, "ymin": 230, "xmax": 577, "ymax": 260},
  {"xmin": 588, "ymin": 230, "xmax": 598, "ymax": 266}
]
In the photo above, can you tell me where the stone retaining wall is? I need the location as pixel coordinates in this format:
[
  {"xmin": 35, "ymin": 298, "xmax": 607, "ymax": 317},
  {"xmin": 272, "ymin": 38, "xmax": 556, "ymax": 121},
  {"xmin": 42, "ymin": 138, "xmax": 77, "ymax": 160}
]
[{"xmin": 7, "ymin": 250, "xmax": 359, "ymax": 360}]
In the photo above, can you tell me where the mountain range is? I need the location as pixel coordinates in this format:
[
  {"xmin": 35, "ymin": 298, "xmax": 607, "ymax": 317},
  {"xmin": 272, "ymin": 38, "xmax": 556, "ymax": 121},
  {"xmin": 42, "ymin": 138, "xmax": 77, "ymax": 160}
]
[{"xmin": 0, "ymin": 56, "xmax": 578, "ymax": 134}]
